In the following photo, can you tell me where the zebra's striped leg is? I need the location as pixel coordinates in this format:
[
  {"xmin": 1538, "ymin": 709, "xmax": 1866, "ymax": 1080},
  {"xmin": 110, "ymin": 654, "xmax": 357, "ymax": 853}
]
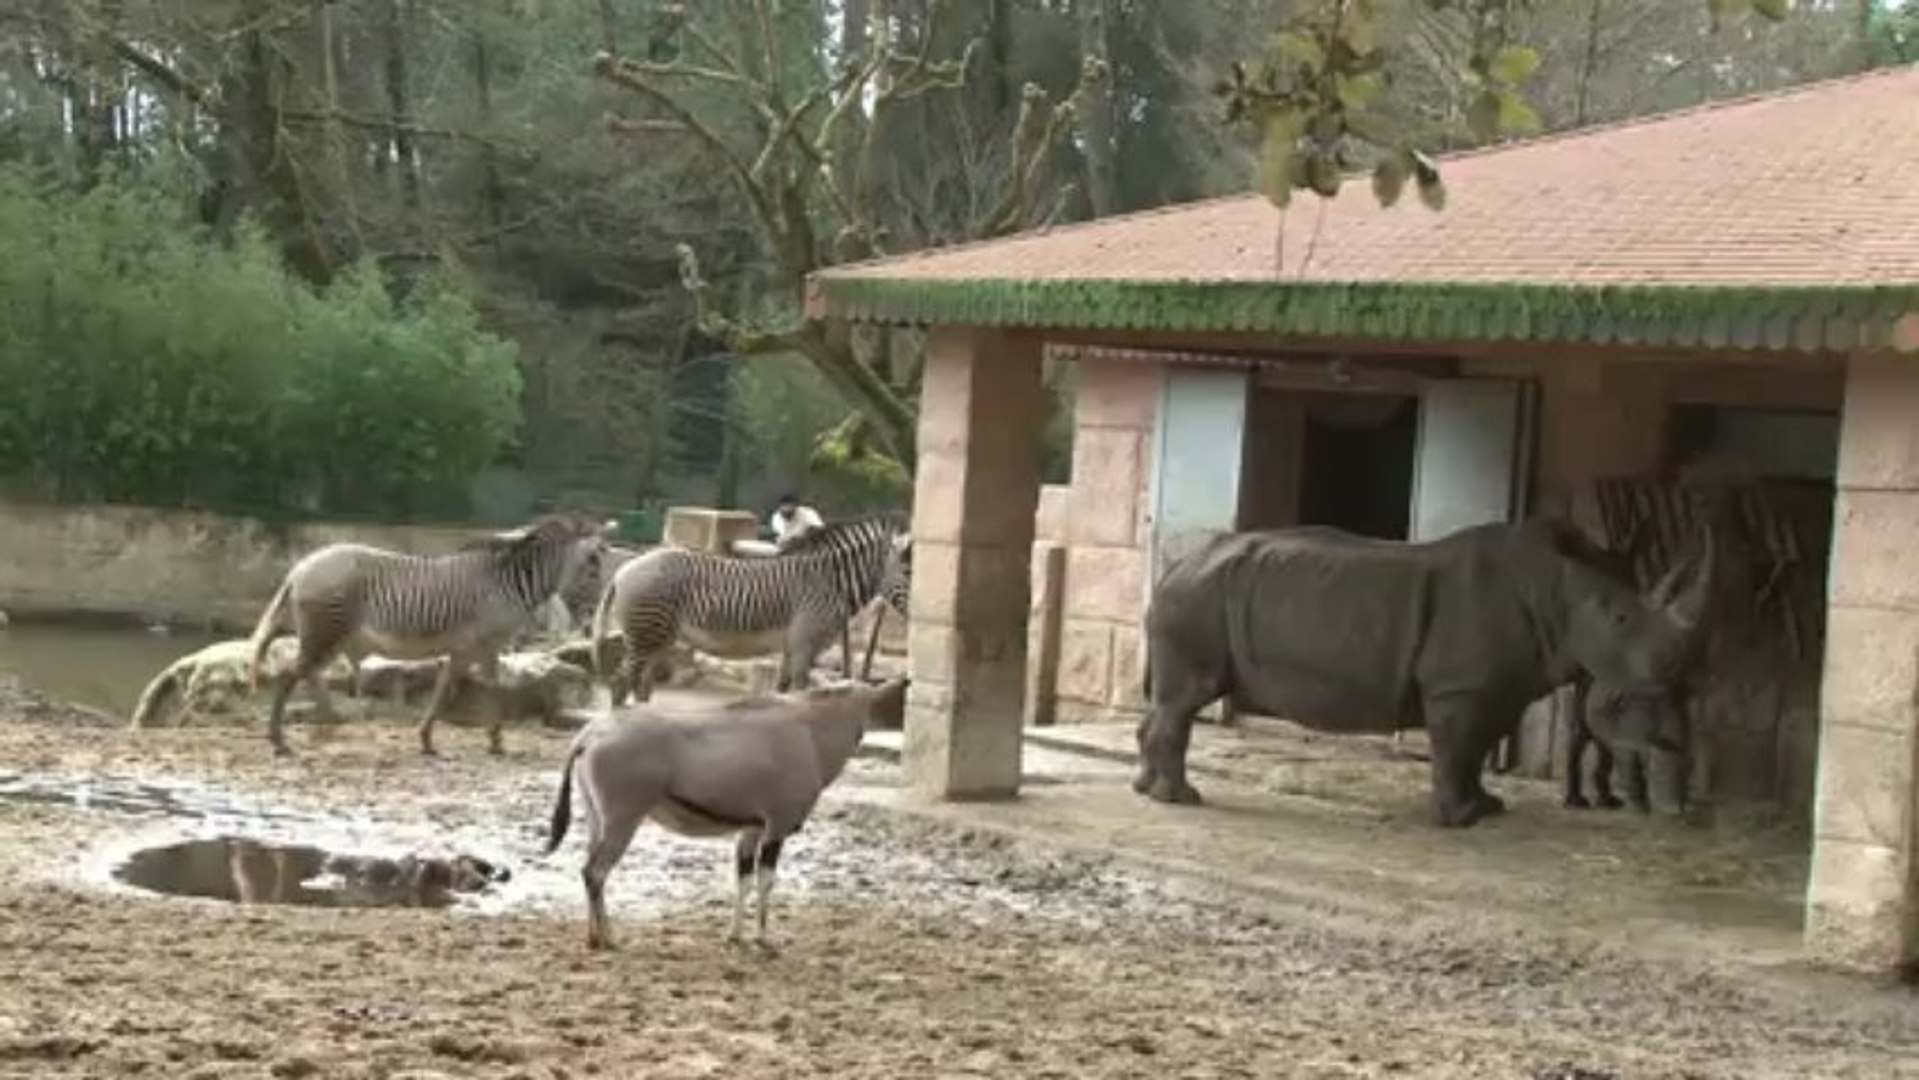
[
  {"xmin": 630, "ymin": 655, "xmax": 658, "ymax": 703},
  {"xmin": 265, "ymin": 640, "xmax": 336, "ymax": 756},
  {"xmin": 779, "ymin": 614, "xmax": 837, "ymax": 692},
  {"xmin": 475, "ymin": 653, "xmax": 507, "ymax": 757},
  {"xmin": 307, "ymin": 677, "xmax": 346, "ymax": 727},
  {"xmin": 417, "ymin": 658, "xmax": 459, "ymax": 757},
  {"xmin": 607, "ymin": 649, "xmax": 636, "ymax": 705}
]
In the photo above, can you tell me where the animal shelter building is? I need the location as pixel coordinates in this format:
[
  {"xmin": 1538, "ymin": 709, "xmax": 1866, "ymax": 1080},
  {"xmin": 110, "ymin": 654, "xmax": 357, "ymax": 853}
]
[{"xmin": 806, "ymin": 65, "xmax": 1919, "ymax": 973}]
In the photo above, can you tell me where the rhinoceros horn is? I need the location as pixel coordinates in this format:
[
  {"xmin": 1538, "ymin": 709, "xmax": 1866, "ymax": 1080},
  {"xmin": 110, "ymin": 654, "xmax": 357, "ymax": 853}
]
[{"xmin": 1651, "ymin": 525, "xmax": 1716, "ymax": 629}]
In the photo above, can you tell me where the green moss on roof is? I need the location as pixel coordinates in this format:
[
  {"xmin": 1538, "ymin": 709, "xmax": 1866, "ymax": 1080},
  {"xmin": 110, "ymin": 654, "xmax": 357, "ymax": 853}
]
[{"xmin": 808, "ymin": 277, "xmax": 1919, "ymax": 353}]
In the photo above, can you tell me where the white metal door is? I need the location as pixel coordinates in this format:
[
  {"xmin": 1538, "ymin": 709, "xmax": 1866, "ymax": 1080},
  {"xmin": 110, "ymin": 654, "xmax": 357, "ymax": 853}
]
[
  {"xmin": 1147, "ymin": 366, "xmax": 1250, "ymax": 583},
  {"xmin": 1407, "ymin": 377, "xmax": 1535, "ymax": 541}
]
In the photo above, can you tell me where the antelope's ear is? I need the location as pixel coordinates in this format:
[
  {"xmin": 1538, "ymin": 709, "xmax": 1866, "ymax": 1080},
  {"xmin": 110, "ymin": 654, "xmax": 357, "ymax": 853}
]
[{"xmin": 599, "ymin": 518, "xmax": 620, "ymax": 538}]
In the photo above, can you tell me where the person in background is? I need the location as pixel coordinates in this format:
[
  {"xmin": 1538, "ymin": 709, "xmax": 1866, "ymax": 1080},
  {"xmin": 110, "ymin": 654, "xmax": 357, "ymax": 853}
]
[{"xmin": 769, "ymin": 492, "xmax": 824, "ymax": 547}]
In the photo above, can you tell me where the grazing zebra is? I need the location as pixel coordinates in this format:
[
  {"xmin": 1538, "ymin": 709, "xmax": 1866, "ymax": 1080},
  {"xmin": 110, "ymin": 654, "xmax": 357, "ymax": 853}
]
[
  {"xmin": 244, "ymin": 513, "xmax": 613, "ymax": 757},
  {"xmin": 590, "ymin": 512, "xmax": 911, "ymax": 705}
]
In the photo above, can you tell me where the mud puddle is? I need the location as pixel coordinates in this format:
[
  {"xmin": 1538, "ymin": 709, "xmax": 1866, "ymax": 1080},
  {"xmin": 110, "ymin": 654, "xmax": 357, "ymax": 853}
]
[
  {"xmin": 113, "ymin": 835, "xmax": 510, "ymax": 909},
  {"xmin": 6, "ymin": 765, "xmax": 1131, "ymax": 931}
]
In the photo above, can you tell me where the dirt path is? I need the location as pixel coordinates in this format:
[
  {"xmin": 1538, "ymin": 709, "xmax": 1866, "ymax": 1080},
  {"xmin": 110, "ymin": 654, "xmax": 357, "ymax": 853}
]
[{"xmin": 0, "ymin": 691, "xmax": 1913, "ymax": 1079}]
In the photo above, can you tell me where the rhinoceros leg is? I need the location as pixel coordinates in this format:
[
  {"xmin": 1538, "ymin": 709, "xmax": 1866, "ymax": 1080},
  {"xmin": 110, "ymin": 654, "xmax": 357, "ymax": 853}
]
[
  {"xmin": 1133, "ymin": 669, "xmax": 1215, "ymax": 807},
  {"xmin": 1426, "ymin": 702, "xmax": 1509, "ymax": 828},
  {"xmin": 1590, "ymin": 740, "xmax": 1624, "ymax": 809},
  {"xmin": 1563, "ymin": 680, "xmax": 1625, "ymax": 811},
  {"xmin": 1619, "ymin": 750, "xmax": 1651, "ymax": 813}
]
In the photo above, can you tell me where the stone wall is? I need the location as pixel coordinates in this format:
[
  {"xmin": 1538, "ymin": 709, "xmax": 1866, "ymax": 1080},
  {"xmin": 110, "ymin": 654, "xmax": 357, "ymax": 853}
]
[
  {"xmin": 1805, "ymin": 349, "xmax": 1919, "ymax": 972},
  {"xmin": 0, "ymin": 501, "xmax": 485, "ymax": 631},
  {"xmin": 1029, "ymin": 357, "xmax": 1159, "ymax": 725}
]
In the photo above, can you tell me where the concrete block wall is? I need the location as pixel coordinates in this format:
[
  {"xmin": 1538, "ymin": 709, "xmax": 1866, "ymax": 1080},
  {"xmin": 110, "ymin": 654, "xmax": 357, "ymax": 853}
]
[
  {"xmin": 1028, "ymin": 358, "xmax": 1160, "ymax": 725},
  {"xmin": 1805, "ymin": 350, "xmax": 1919, "ymax": 972},
  {"xmin": 0, "ymin": 501, "xmax": 484, "ymax": 631}
]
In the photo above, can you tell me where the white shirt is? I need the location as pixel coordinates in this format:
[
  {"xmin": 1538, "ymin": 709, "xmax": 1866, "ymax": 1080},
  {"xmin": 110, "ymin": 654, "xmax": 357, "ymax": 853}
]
[{"xmin": 770, "ymin": 504, "xmax": 825, "ymax": 545}]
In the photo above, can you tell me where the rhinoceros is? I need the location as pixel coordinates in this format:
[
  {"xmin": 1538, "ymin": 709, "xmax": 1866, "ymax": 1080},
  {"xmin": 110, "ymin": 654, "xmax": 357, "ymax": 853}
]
[
  {"xmin": 1563, "ymin": 673, "xmax": 1692, "ymax": 814},
  {"xmin": 1135, "ymin": 519, "xmax": 1712, "ymax": 827}
]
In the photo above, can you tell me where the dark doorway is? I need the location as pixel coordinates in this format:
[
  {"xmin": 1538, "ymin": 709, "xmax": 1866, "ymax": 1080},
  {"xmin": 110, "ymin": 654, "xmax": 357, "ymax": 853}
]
[
  {"xmin": 1296, "ymin": 394, "xmax": 1419, "ymax": 539},
  {"xmin": 1236, "ymin": 387, "xmax": 1420, "ymax": 540}
]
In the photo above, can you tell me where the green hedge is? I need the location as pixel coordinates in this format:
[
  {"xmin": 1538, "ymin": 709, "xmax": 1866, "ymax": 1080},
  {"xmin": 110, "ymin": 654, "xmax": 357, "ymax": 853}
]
[{"xmin": 0, "ymin": 168, "xmax": 522, "ymax": 520}]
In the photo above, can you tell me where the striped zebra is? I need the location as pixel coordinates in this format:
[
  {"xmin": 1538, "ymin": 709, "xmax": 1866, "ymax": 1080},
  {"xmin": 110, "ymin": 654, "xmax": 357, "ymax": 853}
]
[
  {"xmin": 590, "ymin": 512, "xmax": 911, "ymax": 704},
  {"xmin": 244, "ymin": 513, "xmax": 614, "ymax": 757}
]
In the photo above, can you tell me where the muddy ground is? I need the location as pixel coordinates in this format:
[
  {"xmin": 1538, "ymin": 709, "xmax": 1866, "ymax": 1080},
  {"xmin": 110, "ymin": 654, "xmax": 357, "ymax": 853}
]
[{"xmin": 0, "ymin": 682, "xmax": 1913, "ymax": 1080}]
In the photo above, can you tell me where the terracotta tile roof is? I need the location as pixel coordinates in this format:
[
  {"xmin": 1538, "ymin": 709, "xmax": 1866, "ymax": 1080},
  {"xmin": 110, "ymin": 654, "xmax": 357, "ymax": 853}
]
[{"xmin": 819, "ymin": 64, "xmax": 1919, "ymax": 291}]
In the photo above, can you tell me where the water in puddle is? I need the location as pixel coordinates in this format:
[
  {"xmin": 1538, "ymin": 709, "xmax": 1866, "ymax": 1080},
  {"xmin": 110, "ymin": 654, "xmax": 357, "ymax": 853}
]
[
  {"xmin": 0, "ymin": 618, "xmax": 224, "ymax": 718},
  {"xmin": 111, "ymin": 836, "xmax": 511, "ymax": 909}
]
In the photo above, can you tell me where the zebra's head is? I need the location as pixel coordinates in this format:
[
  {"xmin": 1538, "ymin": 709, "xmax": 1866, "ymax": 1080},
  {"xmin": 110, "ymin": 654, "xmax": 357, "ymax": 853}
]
[
  {"xmin": 881, "ymin": 519, "xmax": 912, "ymax": 617},
  {"xmin": 776, "ymin": 511, "xmax": 912, "ymax": 613},
  {"xmin": 475, "ymin": 512, "xmax": 615, "ymax": 598}
]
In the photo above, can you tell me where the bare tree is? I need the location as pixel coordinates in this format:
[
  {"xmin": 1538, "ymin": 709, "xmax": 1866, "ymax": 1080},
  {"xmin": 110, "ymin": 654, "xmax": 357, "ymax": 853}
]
[{"xmin": 593, "ymin": 0, "xmax": 1102, "ymax": 464}]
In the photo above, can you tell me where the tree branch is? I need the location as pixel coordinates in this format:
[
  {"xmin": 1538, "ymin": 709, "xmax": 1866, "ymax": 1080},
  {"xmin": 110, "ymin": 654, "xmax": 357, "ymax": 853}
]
[
  {"xmin": 280, "ymin": 108, "xmax": 510, "ymax": 148},
  {"xmin": 615, "ymin": 59, "xmax": 753, "ymax": 90},
  {"xmin": 102, "ymin": 36, "xmax": 211, "ymax": 106},
  {"xmin": 594, "ymin": 51, "xmax": 782, "ymax": 247}
]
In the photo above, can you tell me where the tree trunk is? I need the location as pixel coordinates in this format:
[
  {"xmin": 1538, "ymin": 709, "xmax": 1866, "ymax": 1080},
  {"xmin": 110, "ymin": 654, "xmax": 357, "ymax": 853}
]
[
  {"xmin": 1076, "ymin": 0, "xmax": 1119, "ymax": 216},
  {"xmin": 988, "ymin": 0, "xmax": 1014, "ymax": 117},
  {"xmin": 473, "ymin": 17, "xmax": 506, "ymax": 247},
  {"xmin": 835, "ymin": 0, "xmax": 871, "ymax": 198},
  {"xmin": 383, "ymin": 0, "xmax": 422, "ymax": 211},
  {"xmin": 597, "ymin": 0, "xmax": 619, "ymax": 55},
  {"xmin": 1573, "ymin": 0, "xmax": 1605, "ymax": 126},
  {"xmin": 218, "ymin": 1, "xmax": 330, "ymax": 280},
  {"xmin": 317, "ymin": 0, "xmax": 363, "ymax": 261},
  {"xmin": 74, "ymin": 0, "xmax": 126, "ymax": 186}
]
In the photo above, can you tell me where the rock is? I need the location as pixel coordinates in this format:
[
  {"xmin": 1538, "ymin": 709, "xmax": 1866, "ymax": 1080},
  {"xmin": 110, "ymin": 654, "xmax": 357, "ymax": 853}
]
[
  {"xmin": 128, "ymin": 637, "xmax": 352, "ymax": 728},
  {"xmin": 127, "ymin": 637, "xmax": 593, "ymax": 731},
  {"xmin": 356, "ymin": 652, "xmax": 594, "ymax": 729}
]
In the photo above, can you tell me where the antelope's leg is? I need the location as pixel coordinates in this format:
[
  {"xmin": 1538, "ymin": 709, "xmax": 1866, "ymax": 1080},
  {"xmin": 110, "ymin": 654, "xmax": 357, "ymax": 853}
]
[
  {"xmin": 582, "ymin": 805, "xmax": 642, "ymax": 952},
  {"xmin": 753, "ymin": 833, "xmax": 787, "ymax": 949}
]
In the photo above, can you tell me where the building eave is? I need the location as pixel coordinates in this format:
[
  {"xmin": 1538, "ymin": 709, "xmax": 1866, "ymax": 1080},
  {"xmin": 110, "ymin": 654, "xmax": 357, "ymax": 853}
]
[{"xmin": 805, "ymin": 276, "xmax": 1919, "ymax": 355}]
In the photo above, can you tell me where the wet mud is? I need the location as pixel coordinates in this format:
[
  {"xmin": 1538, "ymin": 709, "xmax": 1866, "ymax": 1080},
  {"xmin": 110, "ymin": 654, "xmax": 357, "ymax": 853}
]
[{"xmin": 0, "ymin": 700, "xmax": 1914, "ymax": 1078}]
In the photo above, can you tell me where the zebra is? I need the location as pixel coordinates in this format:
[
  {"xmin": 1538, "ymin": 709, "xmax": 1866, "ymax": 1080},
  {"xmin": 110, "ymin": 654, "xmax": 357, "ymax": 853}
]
[
  {"xmin": 589, "ymin": 512, "xmax": 911, "ymax": 705},
  {"xmin": 244, "ymin": 512, "xmax": 614, "ymax": 758}
]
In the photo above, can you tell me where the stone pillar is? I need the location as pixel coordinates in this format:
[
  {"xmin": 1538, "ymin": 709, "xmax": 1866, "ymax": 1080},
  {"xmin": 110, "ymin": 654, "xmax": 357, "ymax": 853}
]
[
  {"xmin": 1805, "ymin": 351, "xmax": 1919, "ymax": 973},
  {"xmin": 903, "ymin": 328, "xmax": 1045, "ymax": 800}
]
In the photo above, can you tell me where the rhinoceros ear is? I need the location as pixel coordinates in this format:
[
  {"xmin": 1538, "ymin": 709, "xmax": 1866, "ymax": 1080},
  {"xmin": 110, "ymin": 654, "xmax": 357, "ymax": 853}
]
[
  {"xmin": 1647, "ymin": 554, "xmax": 1689, "ymax": 609},
  {"xmin": 1660, "ymin": 525, "xmax": 1716, "ymax": 628}
]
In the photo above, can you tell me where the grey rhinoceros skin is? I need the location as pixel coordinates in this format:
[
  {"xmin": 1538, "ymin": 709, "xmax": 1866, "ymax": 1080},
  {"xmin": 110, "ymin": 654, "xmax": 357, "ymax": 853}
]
[{"xmin": 1135, "ymin": 519, "xmax": 1712, "ymax": 828}]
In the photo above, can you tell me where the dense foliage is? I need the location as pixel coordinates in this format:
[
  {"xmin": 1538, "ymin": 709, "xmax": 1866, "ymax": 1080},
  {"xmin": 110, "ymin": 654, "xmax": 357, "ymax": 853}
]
[
  {"xmin": 0, "ymin": 1, "xmax": 1900, "ymax": 522},
  {"xmin": 0, "ymin": 168, "xmax": 521, "ymax": 520}
]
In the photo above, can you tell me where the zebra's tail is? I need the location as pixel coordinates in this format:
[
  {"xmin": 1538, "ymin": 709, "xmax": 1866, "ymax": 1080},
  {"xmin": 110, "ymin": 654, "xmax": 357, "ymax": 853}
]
[
  {"xmin": 246, "ymin": 578, "xmax": 294, "ymax": 690},
  {"xmin": 588, "ymin": 573, "xmax": 619, "ymax": 681}
]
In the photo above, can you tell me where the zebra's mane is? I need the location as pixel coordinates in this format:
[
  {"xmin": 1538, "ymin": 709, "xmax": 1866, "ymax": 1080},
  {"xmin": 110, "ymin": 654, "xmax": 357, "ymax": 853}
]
[
  {"xmin": 774, "ymin": 510, "xmax": 909, "ymax": 555},
  {"xmin": 459, "ymin": 513, "xmax": 599, "ymax": 555}
]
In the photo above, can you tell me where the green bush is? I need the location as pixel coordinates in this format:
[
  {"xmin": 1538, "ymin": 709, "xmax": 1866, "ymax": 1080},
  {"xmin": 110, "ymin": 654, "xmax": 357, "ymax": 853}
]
[{"xmin": 0, "ymin": 167, "xmax": 521, "ymax": 520}]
